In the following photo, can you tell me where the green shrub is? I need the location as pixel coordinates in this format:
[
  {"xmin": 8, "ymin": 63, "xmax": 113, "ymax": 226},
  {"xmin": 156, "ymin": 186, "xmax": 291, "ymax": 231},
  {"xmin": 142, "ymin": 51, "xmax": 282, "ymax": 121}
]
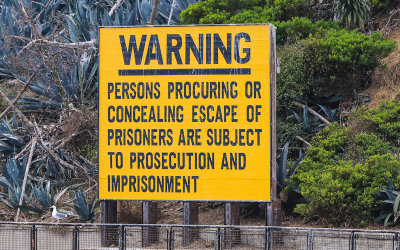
[
  {"xmin": 275, "ymin": 17, "xmax": 340, "ymax": 45},
  {"xmin": 291, "ymin": 124, "xmax": 400, "ymax": 225},
  {"xmin": 273, "ymin": 0, "xmax": 310, "ymax": 20},
  {"xmin": 291, "ymin": 123, "xmax": 400, "ymax": 225},
  {"xmin": 307, "ymin": 30, "xmax": 396, "ymax": 94},
  {"xmin": 350, "ymin": 133, "xmax": 392, "ymax": 159},
  {"xmin": 310, "ymin": 123, "xmax": 350, "ymax": 154},
  {"xmin": 227, "ymin": 6, "xmax": 279, "ymax": 24},
  {"xmin": 277, "ymin": 40, "xmax": 312, "ymax": 102},
  {"xmin": 371, "ymin": 0, "xmax": 392, "ymax": 9},
  {"xmin": 180, "ymin": 0, "xmax": 265, "ymax": 24},
  {"xmin": 312, "ymin": 30, "xmax": 394, "ymax": 72},
  {"xmin": 78, "ymin": 144, "xmax": 97, "ymax": 163},
  {"xmin": 361, "ymin": 100, "xmax": 400, "ymax": 141},
  {"xmin": 294, "ymin": 154, "xmax": 400, "ymax": 225},
  {"xmin": 180, "ymin": 0, "xmax": 310, "ymax": 24},
  {"xmin": 276, "ymin": 27, "xmax": 395, "ymax": 104}
]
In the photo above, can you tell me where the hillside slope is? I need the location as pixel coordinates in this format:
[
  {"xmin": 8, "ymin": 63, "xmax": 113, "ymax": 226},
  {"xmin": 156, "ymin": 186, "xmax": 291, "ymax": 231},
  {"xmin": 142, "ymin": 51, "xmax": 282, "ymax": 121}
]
[{"xmin": 364, "ymin": 13, "xmax": 400, "ymax": 108}]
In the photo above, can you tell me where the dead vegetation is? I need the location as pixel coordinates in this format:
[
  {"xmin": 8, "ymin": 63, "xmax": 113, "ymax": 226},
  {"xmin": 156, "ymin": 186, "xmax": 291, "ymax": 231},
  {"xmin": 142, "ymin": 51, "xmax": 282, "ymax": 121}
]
[{"xmin": 362, "ymin": 4, "xmax": 400, "ymax": 108}]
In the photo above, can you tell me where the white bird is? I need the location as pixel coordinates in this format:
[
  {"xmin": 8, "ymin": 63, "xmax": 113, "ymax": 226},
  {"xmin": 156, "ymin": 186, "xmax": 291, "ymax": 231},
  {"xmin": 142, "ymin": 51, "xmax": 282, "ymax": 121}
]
[{"xmin": 50, "ymin": 205, "xmax": 67, "ymax": 223}]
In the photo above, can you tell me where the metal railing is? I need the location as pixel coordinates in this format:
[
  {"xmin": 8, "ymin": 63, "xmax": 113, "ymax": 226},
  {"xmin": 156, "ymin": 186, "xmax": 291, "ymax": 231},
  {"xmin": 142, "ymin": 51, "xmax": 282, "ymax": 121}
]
[{"xmin": 0, "ymin": 221, "xmax": 399, "ymax": 249}]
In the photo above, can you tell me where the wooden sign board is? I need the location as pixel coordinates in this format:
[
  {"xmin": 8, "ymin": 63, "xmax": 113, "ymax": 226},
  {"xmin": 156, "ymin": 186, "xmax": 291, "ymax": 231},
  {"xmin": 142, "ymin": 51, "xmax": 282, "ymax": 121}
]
[{"xmin": 98, "ymin": 24, "xmax": 276, "ymax": 202}]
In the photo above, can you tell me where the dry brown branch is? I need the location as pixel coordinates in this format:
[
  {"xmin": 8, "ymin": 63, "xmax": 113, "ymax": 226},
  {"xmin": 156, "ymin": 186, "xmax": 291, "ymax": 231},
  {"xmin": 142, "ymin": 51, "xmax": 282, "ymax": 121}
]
[
  {"xmin": 385, "ymin": 9, "xmax": 400, "ymax": 30},
  {"xmin": 109, "ymin": 0, "xmax": 126, "ymax": 16},
  {"xmin": 150, "ymin": 0, "xmax": 160, "ymax": 25},
  {"xmin": 33, "ymin": 0, "xmax": 53, "ymax": 22},
  {"xmin": 167, "ymin": 0, "xmax": 176, "ymax": 25},
  {"xmin": 0, "ymin": 89, "xmax": 95, "ymax": 182},
  {"xmin": 0, "ymin": 66, "xmax": 41, "ymax": 120},
  {"xmin": 15, "ymin": 138, "xmax": 34, "ymax": 160},
  {"xmin": 17, "ymin": 0, "xmax": 43, "ymax": 39},
  {"xmin": 296, "ymin": 136, "xmax": 312, "ymax": 147},
  {"xmin": 15, "ymin": 37, "xmax": 97, "ymax": 55},
  {"xmin": 293, "ymin": 101, "xmax": 330, "ymax": 125},
  {"xmin": 54, "ymin": 129, "xmax": 90, "ymax": 151},
  {"xmin": 78, "ymin": 155, "xmax": 96, "ymax": 168},
  {"xmin": 0, "ymin": 89, "xmax": 35, "ymax": 128},
  {"xmin": 15, "ymin": 136, "xmax": 37, "ymax": 222}
]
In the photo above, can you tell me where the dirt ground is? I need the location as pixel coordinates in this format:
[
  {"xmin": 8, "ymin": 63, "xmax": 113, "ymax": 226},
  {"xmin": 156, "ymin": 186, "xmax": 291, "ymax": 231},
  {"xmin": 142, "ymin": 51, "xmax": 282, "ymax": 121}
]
[{"xmin": 362, "ymin": 20, "xmax": 400, "ymax": 108}]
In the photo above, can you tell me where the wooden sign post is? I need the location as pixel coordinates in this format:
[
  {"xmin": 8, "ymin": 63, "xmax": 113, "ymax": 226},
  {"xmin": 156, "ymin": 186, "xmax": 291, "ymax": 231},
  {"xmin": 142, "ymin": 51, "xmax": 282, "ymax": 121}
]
[
  {"xmin": 183, "ymin": 201, "xmax": 199, "ymax": 246},
  {"xmin": 142, "ymin": 201, "xmax": 158, "ymax": 247},
  {"xmin": 224, "ymin": 202, "xmax": 241, "ymax": 248},
  {"xmin": 100, "ymin": 200, "xmax": 118, "ymax": 247}
]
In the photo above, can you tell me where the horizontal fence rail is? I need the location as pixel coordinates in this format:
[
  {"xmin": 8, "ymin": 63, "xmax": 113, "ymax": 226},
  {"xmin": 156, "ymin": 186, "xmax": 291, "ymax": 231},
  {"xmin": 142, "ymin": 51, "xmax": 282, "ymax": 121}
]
[{"xmin": 0, "ymin": 222, "xmax": 398, "ymax": 249}]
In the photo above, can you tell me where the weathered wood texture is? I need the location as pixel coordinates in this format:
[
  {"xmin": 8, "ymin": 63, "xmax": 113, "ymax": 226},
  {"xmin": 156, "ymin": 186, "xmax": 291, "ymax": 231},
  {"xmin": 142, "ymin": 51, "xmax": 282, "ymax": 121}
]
[
  {"xmin": 142, "ymin": 201, "xmax": 158, "ymax": 247},
  {"xmin": 183, "ymin": 201, "xmax": 199, "ymax": 246},
  {"xmin": 100, "ymin": 200, "xmax": 118, "ymax": 247}
]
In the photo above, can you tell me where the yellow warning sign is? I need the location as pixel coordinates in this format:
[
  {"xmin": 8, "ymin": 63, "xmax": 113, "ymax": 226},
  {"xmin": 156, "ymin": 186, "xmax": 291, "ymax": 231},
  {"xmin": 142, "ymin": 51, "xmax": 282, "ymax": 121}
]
[{"xmin": 99, "ymin": 24, "xmax": 273, "ymax": 201}]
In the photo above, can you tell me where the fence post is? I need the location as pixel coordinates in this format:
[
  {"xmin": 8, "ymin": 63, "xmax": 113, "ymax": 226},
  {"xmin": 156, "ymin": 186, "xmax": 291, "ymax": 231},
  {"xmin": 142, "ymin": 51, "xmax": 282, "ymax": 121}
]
[
  {"xmin": 265, "ymin": 228, "xmax": 272, "ymax": 250},
  {"xmin": 73, "ymin": 226, "xmax": 79, "ymax": 250},
  {"xmin": 216, "ymin": 227, "xmax": 221, "ymax": 250},
  {"xmin": 31, "ymin": 224, "xmax": 36, "ymax": 250},
  {"xmin": 119, "ymin": 225, "xmax": 125, "ymax": 250},
  {"xmin": 307, "ymin": 229, "xmax": 313, "ymax": 250},
  {"xmin": 350, "ymin": 231, "xmax": 355, "ymax": 250},
  {"xmin": 168, "ymin": 227, "xmax": 173, "ymax": 250},
  {"xmin": 394, "ymin": 232, "xmax": 399, "ymax": 250}
]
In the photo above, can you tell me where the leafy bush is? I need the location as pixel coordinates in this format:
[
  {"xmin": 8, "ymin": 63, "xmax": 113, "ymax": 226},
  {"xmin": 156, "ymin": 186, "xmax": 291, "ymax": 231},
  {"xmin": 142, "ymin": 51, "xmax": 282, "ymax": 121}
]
[
  {"xmin": 276, "ymin": 21, "xmax": 394, "ymax": 100},
  {"xmin": 275, "ymin": 18, "xmax": 340, "ymax": 45},
  {"xmin": 277, "ymin": 41, "xmax": 312, "ymax": 102},
  {"xmin": 180, "ymin": 0, "xmax": 264, "ymax": 24},
  {"xmin": 227, "ymin": 6, "xmax": 278, "ymax": 24},
  {"xmin": 311, "ymin": 30, "xmax": 394, "ymax": 73},
  {"xmin": 307, "ymin": 30, "xmax": 395, "ymax": 94},
  {"xmin": 348, "ymin": 133, "xmax": 392, "ymax": 160},
  {"xmin": 291, "ymin": 123, "xmax": 400, "ymax": 225},
  {"xmin": 361, "ymin": 100, "xmax": 400, "ymax": 141},
  {"xmin": 372, "ymin": 0, "xmax": 393, "ymax": 10},
  {"xmin": 272, "ymin": 0, "xmax": 310, "ymax": 20},
  {"xmin": 180, "ymin": 0, "xmax": 309, "ymax": 24}
]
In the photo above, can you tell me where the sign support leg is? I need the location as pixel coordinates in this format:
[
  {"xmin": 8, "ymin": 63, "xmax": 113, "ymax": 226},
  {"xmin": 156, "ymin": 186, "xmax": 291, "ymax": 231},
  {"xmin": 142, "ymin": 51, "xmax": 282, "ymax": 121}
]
[
  {"xmin": 101, "ymin": 200, "xmax": 118, "ymax": 247},
  {"xmin": 224, "ymin": 202, "xmax": 240, "ymax": 248},
  {"xmin": 183, "ymin": 201, "xmax": 199, "ymax": 246},
  {"xmin": 267, "ymin": 23, "xmax": 281, "ymax": 227},
  {"xmin": 142, "ymin": 201, "xmax": 158, "ymax": 247}
]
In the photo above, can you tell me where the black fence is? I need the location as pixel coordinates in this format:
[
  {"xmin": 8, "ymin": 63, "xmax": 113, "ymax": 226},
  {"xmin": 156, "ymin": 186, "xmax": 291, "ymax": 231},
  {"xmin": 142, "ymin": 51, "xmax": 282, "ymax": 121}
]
[{"xmin": 0, "ymin": 222, "xmax": 399, "ymax": 249}]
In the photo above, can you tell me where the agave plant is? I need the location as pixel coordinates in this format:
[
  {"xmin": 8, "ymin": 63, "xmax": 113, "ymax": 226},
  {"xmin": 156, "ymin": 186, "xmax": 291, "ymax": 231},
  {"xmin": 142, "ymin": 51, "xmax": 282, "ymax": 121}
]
[
  {"xmin": 17, "ymin": 53, "xmax": 98, "ymax": 111},
  {"xmin": 0, "ymin": 0, "xmax": 199, "ymax": 218},
  {"xmin": 1, "ymin": 0, "xmax": 200, "ymax": 113},
  {"xmin": 0, "ymin": 157, "xmax": 43, "ymax": 213},
  {"xmin": 31, "ymin": 181, "xmax": 70, "ymax": 212},
  {"xmin": 0, "ymin": 117, "xmax": 22, "ymax": 156},
  {"xmin": 290, "ymin": 102, "xmax": 340, "ymax": 133},
  {"xmin": 73, "ymin": 189, "xmax": 97, "ymax": 222},
  {"xmin": 277, "ymin": 142, "xmax": 305, "ymax": 193},
  {"xmin": 375, "ymin": 177, "xmax": 400, "ymax": 226},
  {"xmin": 240, "ymin": 142, "xmax": 306, "ymax": 218}
]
